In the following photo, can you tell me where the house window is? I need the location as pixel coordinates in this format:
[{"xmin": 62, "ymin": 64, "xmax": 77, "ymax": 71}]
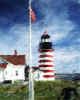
[{"xmin": 16, "ymin": 71, "xmax": 18, "ymax": 76}]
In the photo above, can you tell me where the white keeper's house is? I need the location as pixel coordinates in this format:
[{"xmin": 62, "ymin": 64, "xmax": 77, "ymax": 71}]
[{"xmin": 0, "ymin": 50, "xmax": 26, "ymax": 83}]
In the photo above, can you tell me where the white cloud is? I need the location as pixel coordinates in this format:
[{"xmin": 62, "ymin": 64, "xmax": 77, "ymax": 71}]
[
  {"xmin": 54, "ymin": 46, "xmax": 80, "ymax": 73},
  {"xmin": 0, "ymin": 24, "xmax": 27, "ymax": 54}
]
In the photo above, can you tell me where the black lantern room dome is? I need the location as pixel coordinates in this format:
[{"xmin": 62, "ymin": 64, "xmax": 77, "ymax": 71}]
[{"xmin": 41, "ymin": 33, "xmax": 50, "ymax": 39}]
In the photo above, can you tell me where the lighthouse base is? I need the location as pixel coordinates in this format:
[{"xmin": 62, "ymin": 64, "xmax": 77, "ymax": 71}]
[{"xmin": 33, "ymin": 70, "xmax": 55, "ymax": 81}]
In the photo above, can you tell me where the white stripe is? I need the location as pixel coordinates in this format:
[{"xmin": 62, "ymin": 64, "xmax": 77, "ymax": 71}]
[
  {"xmin": 40, "ymin": 67, "xmax": 54, "ymax": 70},
  {"xmin": 39, "ymin": 62, "xmax": 53, "ymax": 65},
  {"xmin": 43, "ymin": 72, "xmax": 54, "ymax": 75},
  {"xmin": 40, "ymin": 52, "xmax": 53, "ymax": 56},
  {"xmin": 39, "ymin": 67, "xmax": 55, "ymax": 70},
  {"xmin": 42, "ymin": 78, "xmax": 55, "ymax": 81},
  {"xmin": 39, "ymin": 57, "xmax": 53, "ymax": 61}
]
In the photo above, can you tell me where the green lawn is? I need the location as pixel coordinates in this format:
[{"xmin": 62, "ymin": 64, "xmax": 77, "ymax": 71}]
[
  {"xmin": 34, "ymin": 80, "xmax": 80, "ymax": 100},
  {"xmin": 0, "ymin": 80, "xmax": 80, "ymax": 100},
  {"xmin": 0, "ymin": 84, "xmax": 28, "ymax": 100}
]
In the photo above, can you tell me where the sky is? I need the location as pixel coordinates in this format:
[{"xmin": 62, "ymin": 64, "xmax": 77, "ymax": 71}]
[{"xmin": 0, "ymin": 0, "xmax": 80, "ymax": 73}]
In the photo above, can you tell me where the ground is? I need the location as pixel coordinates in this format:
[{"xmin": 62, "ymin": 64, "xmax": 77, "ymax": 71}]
[{"xmin": 0, "ymin": 80, "xmax": 80, "ymax": 100}]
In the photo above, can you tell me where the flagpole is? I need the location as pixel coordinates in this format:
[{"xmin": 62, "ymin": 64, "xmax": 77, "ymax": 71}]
[{"xmin": 29, "ymin": 0, "xmax": 34, "ymax": 100}]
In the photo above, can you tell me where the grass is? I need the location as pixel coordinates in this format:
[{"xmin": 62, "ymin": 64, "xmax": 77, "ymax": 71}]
[
  {"xmin": 0, "ymin": 84, "xmax": 28, "ymax": 100},
  {"xmin": 0, "ymin": 80, "xmax": 80, "ymax": 100},
  {"xmin": 34, "ymin": 80, "xmax": 80, "ymax": 100}
]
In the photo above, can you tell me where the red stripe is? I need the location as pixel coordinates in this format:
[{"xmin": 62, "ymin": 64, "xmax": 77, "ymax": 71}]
[
  {"xmin": 39, "ymin": 60, "xmax": 53, "ymax": 63},
  {"xmin": 40, "ymin": 55, "xmax": 53, "ymax": 58},
  {"xmin": 39, "ymin": 65, "xmax": 54, "ymax": 67},
  {"xmin": 43, "ymin": 70, "xmax": 54, "ymax": 73},
  {"xmin": 40, "ymin": 49, "xmax": 53, "ymax": 53},
  {"xmin": 43, "ymin": 75, "xmax": 55, "ymax": 78}
]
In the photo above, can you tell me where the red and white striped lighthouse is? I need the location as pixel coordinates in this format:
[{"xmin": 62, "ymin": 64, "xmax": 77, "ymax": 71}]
[{"xmin": 38, "ymin": 31, "xmax": 55, "ymax": 80}]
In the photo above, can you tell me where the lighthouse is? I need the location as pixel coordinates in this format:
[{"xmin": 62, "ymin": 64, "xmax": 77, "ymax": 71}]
[{"xmin": 38, "ymin": 31, "xmax": 55, "ymax": 80}]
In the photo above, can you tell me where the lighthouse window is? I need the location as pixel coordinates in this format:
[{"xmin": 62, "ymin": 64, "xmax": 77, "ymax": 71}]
[
  {"xmin": 42, "ymin": 39, "xmax": 44, "ymax": 42},
  {"xmin": 45, "ymin": 39, "xmax": 48, "ymax": 42}
]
